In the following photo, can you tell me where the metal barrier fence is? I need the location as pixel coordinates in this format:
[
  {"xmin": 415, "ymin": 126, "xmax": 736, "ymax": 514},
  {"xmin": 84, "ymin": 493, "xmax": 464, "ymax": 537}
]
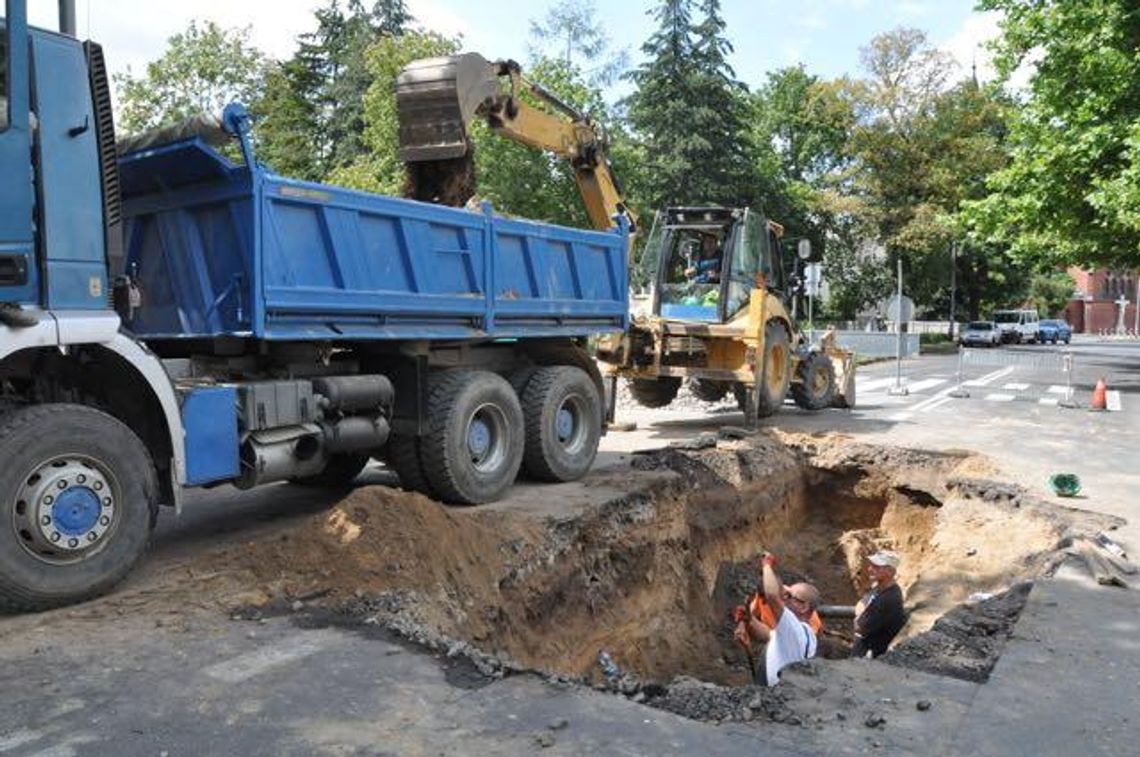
[
  {"xmin": 808, "ymin": 330, "xmax": 920, "ymax": 358},
  {"xmin": 949, "ymin": 347, "xmax": 1081, "ymax": 407}
]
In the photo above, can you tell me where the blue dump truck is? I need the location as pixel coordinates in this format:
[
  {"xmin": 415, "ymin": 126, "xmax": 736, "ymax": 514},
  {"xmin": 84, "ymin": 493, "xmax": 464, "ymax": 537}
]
[{"xmin": 0, "ymin": 2, "xmax": 628, "ymax": 610}]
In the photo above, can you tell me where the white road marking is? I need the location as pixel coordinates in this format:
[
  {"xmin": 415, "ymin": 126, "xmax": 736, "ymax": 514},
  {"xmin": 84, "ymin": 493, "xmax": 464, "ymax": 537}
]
[
  {"xmin": 1038, "ymin": 397, "xmax": 1059, "ymax": 406},
  {"xmin": 1047, "ymin": 385, "xmax": 1069, "ymax": 395},
  {"xmin": 202, "ymin": 631, "xmax": 335, "ymax": 684},
  {"xmin": 905, "ymin": 378, "xmax": 947, "ymax": 393},
  {"xmin": 1107, "ymin": 390, "xmax": 1122, "ymax": 412},
  {"xmin": 984, "ymin": 393, "xmax": 1015, "ymax": 402},
  {"xmin": 963, "ymin": 367, "xmax": 1016, "ymax": 387},
  {"xmin": 1001, "ymin": 382, "xmax": 1030, "ymax": 391},
  {"xmin": 0, "ymin": 730, "xmax": 44, "ymax": 752},
  {"xmin": 919, "ymin": 396, "xmax": 953, "ymax": 412},
  {"xmin": 858, "ymin": 377, "xmax": 898, "ymax": 392}
]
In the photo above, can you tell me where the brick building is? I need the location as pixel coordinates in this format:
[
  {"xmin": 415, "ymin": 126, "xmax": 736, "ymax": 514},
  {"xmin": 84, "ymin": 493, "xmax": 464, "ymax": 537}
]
[{"xmin": 1063, "ymin": 267, "xmax": 1139, "ymax": 334}]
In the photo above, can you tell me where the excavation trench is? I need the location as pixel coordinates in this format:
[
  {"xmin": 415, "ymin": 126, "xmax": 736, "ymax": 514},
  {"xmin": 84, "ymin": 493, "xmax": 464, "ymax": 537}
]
[{"xmin": 218, "ymin": 434, "xmax": 1116, "ymax": 693}]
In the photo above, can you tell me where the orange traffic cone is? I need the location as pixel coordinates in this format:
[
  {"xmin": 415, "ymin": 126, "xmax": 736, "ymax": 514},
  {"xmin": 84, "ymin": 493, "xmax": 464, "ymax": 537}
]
[{"xmin": 1090, "ymin": 377, "xmax": 1108, "ymax": 411}]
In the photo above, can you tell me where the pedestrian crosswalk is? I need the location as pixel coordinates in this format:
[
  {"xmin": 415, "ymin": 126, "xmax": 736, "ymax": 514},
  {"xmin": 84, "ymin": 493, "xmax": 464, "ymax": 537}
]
[{"xmin": 853, "ymin": 366, "xmax": 1110, "ymax": 421}]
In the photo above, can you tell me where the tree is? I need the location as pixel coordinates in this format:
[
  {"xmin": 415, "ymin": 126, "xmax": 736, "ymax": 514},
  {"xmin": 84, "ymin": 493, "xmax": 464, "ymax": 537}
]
[
  {"xmin": 1028, "ymin": 271, "xmax": 1076, "ymax": 317},
  {"xmin": 626, "ymin": 0, "xmax": 755, "ymax": 209},
  {"xmin": 330, "ymin": 32, "xmax": 459, "ymax": 195},
  {"xmin": 528, "ymin": 0, "xmax": 629, "ymax": 86},
  {"xmin": 115, "ymin": 21, "xmax": 267, "ymax": 134},
  {"xmin": 267, "ymin": 0, "xmax": 413, "ymax": 178},
  {"xmin": 964, "ymin": 0, "xmax": 1140, "ymax": 269}
]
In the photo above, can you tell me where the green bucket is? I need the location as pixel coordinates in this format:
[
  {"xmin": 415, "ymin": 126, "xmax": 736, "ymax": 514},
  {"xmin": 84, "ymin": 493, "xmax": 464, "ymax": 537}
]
[{"xmin": 1049, "ymin": 473, "xmax": 1081, "ymax": 498}]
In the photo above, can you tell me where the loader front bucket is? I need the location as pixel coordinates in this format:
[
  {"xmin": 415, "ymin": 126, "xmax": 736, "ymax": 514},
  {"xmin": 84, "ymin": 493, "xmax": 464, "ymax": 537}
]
[
  {"xmin": 829, "ymin": 349, "xmax": 856, "ymax": 408},
  {"xmin": 396, "ymin": 53, "xmax": 500, "ymax": 162}
]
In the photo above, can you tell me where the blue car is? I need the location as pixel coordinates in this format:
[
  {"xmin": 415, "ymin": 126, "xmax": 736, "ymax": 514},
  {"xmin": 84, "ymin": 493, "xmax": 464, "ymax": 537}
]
[{"xmin": 1037, "ymin": 319, "xmax": 1072, "ymax": 344}]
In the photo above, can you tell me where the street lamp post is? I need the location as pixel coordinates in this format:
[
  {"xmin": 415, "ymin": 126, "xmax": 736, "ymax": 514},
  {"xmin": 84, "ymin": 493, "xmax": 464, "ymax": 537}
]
[{"xmin": 949, "ymin": 240, "xmax": 957, "ymax": 340}]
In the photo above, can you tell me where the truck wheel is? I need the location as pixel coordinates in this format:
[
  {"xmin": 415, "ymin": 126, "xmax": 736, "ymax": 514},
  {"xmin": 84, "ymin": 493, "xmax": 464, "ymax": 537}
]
[
  {"xmin": 388, "ymin": 433, "xmax": 436, "ymax": 498},
  {"xmin": 290, "ymin": 453, "xmax": 370, "ymax": 488},
  {"xmin": 520, "ymin": 367, "xmax": 600, "ymax": 482},
  {"xmin": 629, "ymin": 377, "xmax": 681, "ymax": 408},
  {"xmin": 422, "ymin": 371, "xmax": 524, "ymax": 505},
  {"xmin": 791, "ymin": 353, "xmax": 836, "ymax": 411},
  {"xmin": 0, "ymin": 404, "xmax": 157, "ymax": 612},
  {"xmin": 689, "ymin": 378, "xmax": 729, "ymax": 403},
  {"xmin": 753, "ymin": 322, "xmax": 792, "ymax": 417}
]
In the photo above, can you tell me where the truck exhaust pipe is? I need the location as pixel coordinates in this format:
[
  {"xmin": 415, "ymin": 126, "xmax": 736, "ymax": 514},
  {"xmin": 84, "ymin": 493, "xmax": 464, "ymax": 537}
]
[{"xmin": 59, "ymin": 0, "xmax": 77, "ymax": 36}]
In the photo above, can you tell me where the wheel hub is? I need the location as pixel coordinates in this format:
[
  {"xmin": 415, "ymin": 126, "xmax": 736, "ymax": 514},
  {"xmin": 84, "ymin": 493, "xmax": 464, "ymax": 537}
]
[
  {"xmin": 466, "ymin": 404, "xmax": 508, "ymax": 473},
  {"xmin": 555, "ymin": 406, "xmax": 574, "ymax": 442},
  {"xmin": 553, "ymin": 395, "xmax": 587, "ymax": 453},
  {"xmin": 13, "ymin": 456, "xmax": 117, "ymax": 563}
]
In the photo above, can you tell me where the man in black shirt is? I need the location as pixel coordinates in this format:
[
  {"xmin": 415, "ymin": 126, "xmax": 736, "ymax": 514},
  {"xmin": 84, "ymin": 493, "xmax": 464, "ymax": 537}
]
[{"xmin": 851, "ymin": 550, "xmax": 906, "ymax": 658}]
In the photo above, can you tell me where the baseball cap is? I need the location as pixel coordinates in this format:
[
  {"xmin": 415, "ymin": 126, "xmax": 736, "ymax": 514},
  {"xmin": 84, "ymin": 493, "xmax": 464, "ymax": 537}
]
[{"xmin": 867, "ymin": 550, "xmax": 900, "ymax": 568}]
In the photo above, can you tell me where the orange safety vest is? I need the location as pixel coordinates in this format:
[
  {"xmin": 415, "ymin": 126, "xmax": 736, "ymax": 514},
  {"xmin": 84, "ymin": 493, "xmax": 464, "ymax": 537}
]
[{"xmin": 750, "ymin": 592, "xmax": 823, "ymax": 634}]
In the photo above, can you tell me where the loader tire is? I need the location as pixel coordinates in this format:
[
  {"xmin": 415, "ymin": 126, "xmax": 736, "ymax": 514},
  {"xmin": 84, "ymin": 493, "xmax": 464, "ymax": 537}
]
[
  {"xmin": 791, "ymin": 353, "xmax": 836, "ymax": 411},
  {"xmin": 628, "ymin": 377, "xmax": 682, "ymax": 409},
  {"xmin": 421, "ymin": 371, "xmax": 524, "ymax": 505},
  {"xmin": 0, "ymin": 404, "xmax": 157, "ymax": 612},
  {"xmin": 520, "ymin": 366, "xmax": 601, "ymax": 482}
]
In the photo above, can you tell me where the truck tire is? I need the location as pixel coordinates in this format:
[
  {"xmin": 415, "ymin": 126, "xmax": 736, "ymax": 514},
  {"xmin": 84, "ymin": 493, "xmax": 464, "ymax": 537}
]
[
  {"xmin": 791, "ymin": 353, "xmax": 836, "ymax": 411},
  {"xmin": 291, "ymin": 453, "xmax": 370, "ymax": 488},
  {"xmin": 629, "ymin": 377, "xmax": 681, "ymax": 408},
  {"xmin": 751, "ymin": 322, "xmax": 793, "ymax": 418},
  {"xmin": 520, "ymin": 366, "xmax": 601, "ymax": 482},
  {"xmin": 421, "ymin": 371, "xmax": 524, "ymax": 505},
  {"xmin": 388, "ymin": 433, "xmax": 436, "ymax": 498},
  {"xmin": 0, "ymin": 404, "xmax": 157, "ymax": 612},
  {"xmin": 689, "ymin": 378, "xmax": 729, "ymax": 403}
]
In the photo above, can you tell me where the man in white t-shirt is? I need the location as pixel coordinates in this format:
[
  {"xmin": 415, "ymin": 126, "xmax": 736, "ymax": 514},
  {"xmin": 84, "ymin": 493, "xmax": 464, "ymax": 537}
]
[{"xmin": 733, "ymin": 552, "xmax": 820, "ymax": 686}]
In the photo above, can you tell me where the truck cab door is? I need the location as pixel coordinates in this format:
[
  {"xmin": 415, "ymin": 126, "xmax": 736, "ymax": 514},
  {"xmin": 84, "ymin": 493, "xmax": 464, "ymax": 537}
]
[
  {"xmin": 0, "ymin": 3, "xmax": 38, "ymax": 305},
  {"xmin": 31, "ymin": 29, "xmax": 106, "ymax": 309}
]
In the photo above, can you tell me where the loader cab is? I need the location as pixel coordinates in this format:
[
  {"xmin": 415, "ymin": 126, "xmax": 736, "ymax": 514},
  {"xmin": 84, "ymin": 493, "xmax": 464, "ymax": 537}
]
[
  {"xmin": 0, "ymin": 2, "xmax": 114, "ymax": 312},
  {"xmin": 650, "ymin": 206, "xmax": 785, "ymax": 323}
]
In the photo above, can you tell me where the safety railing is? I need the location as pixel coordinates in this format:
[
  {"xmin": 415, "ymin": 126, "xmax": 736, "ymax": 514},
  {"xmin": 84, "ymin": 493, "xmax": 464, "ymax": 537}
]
[{"xmin": 949, "ymin": 347, "xmax": 1081, "ymax": 407}]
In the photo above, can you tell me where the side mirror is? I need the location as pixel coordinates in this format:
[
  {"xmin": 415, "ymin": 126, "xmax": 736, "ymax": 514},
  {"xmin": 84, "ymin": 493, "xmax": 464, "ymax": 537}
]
[{"xmin": 797, "ymin": 239, "xmax": 812, "ymax": 261}]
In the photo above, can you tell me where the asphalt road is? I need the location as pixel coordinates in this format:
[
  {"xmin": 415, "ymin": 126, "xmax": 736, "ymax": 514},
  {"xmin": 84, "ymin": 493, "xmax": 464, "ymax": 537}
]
[{"xmin": 1, "ymin": 337, "xmax": 1137, "ymax": 756}]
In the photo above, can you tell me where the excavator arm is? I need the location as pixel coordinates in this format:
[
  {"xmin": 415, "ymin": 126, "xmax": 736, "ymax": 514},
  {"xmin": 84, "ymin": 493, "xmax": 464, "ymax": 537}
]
[{"xmin": 396, "ymin": 54, "xmax": 635, "ymax": 234}]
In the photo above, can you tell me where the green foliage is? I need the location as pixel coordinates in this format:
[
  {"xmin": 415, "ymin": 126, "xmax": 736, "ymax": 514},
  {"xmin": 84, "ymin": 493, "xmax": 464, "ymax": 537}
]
[
  {"xmin": 251, "ymin": 0, "xmax": 415, "ymax": 179},
  {"xmin": 625, "ymin": 0, "xmax": 756, "ymax": 209},
  {"xmin": 1028, "ymin": 271, "xmax": 1077, "ymax": 317},
  {"xmin": 115, "ymin": 21, "xmax": 267, "ymax": 134},
  {"xmin": 966, "ymin": 0, "xmax": 1140, "ymax": 268},
  {"xmin": 330, "ymin": 32, "xmax": 460, "ymax": 194}
]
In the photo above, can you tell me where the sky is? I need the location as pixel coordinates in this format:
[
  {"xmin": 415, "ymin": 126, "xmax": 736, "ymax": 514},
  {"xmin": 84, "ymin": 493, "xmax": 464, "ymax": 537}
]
[{"xmin": 27, "ymin": 0, "xmax": 1006, "ymax": 95}]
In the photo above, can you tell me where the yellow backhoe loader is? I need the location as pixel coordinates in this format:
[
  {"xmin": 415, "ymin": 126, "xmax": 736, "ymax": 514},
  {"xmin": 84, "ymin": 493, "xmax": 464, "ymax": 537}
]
[{"xmin": 394, "ymin": 54, "xmax": 854, "ymax": 427}]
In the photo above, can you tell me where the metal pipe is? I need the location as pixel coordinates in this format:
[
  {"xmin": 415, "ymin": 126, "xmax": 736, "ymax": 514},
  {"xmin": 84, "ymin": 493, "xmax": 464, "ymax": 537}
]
[{"xmin": 58, "ymin": 0, "xmax": 77, "ymax": 36}]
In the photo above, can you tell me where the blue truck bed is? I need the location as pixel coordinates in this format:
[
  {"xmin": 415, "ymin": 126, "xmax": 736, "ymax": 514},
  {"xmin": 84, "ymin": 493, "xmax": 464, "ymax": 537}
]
[{"xmin": 118, "ymin": 139, "xmax": 628, "ymax": 341}]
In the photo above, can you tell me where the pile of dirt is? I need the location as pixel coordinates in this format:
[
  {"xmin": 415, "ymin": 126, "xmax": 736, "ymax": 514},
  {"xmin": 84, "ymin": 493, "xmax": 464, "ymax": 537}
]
[{"xmin": 882, "ymin": 582, "xmax": 1033, "ymax": 682}]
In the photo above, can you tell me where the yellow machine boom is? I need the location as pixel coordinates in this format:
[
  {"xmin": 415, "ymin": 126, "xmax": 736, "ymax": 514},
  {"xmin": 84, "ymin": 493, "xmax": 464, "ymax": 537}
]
[{"xmin": 395, "ymin": 53, "xmax": 634, "ymax": 233}]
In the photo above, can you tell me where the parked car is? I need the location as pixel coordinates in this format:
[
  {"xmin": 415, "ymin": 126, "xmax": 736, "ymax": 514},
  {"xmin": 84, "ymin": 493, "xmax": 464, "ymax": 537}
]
[
  {"xmin": 1037, "ymin": 319, "xmax": 1072, "ymax": 344},
  {"xmin": 960, "ymin": 320, "xmax": 1002, "ymax": 347},
  {"xmin": 993, "ymin": 308, "xmax": 1040, "ymax": 343}
]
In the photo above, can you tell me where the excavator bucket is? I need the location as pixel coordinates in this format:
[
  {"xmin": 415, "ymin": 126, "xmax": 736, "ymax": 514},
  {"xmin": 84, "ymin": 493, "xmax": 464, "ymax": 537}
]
[
  {"xmin": 396, "ymin": 53, "xmax": 500, "ymax": 162},
  {"xmin": 828, "ymin": 348, "xmax": 856, "ymax": 408}
]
